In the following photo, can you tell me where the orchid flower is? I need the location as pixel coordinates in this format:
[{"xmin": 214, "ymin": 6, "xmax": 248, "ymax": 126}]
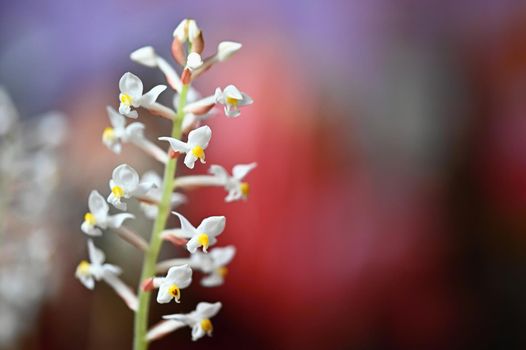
[
  {"xmin": 214, "ymin": 85, "xmax": 253, "ymax": 117},
  {"xmin": 75, "ymin": 240, "xmax": 138, "ymax": 310},
  {"xmin": 209, "ymin": 163, "xmax": 257, "ymax": 201},
  {"xmin": 153, "ymin": 264, "xmax": 193, "ymax": 304},
  {"xmin": 102, "ymin": 106, "xmax": 146, "ymax": 154},
  {"xmin": 162, "ymin": 302, "xmax": 222, "ymax": 341},
  {"xmin": 107, "ymin": 164, "xmax": 154, "ymax": 211},
  {"xmin": 190, "ymin": 246, "xmax": 236, "ymax": 287},
  {"xmin": 166, "ymin": 212, "xmax": 226, "ymax": 253},
  {"xmin": 81, "ymin": 190, "xmax": 134, "ymax": 236},
  {"xmin": 119, "ymin": 72, "xmax": 167, "ymax": 118},
  {"xmin": 159, "ymin": 125, "xmax": 212, "ymax": 169},
  {"xmin": 139, "ymin": 171, "xmax": 186, "ymax": 219}
]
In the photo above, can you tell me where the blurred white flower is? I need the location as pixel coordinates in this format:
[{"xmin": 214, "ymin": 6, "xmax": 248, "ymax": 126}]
[
  {"xmin": 102, "ymin": 106, "xmax": 145, "ymax": 153},
  {"xmin": 154, "ymin": 264, "xmax": 193, "ymax": 304},
  {"xmin": 163, "ymin": 302, "xmax": 222, "ymax": 341},
  {"xmin": 209, "ymin": 163, "xmax": 257, "ymax": 202},
  {"xmin": 139, "ymin": 171, "xmax": 186, "ymax": 219},
  {"xmin": 159, "ymin": 125, "xmax": 212, "ymax": 169},
  {"xmin": 81, "ymin": 190, "xmax": 134, "ymax": 236},
  {"xmin": 214, "ymin": 85, "xmax": 253, "ymax": 118},
  {"xmin": 168, "ymin": 212, "xmax": 226, "ymax": 253},
  {"xmin": 119, "ymin": 72, "xmax": 167, "ymax": 118},
  {"xmin": 190, "ymin": 246, "xmax": 236, "ymax": 287},
  {"xmin": 107, "ymin": 164, "xmax": 154, "ymax": 211}
]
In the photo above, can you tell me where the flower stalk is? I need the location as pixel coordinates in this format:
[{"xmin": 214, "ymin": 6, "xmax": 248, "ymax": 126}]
[{"xmin": 133, "ymin": 84, "xmax": 188, "ymax": 350}]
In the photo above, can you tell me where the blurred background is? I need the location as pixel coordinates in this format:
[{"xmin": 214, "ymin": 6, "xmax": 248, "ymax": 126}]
[{"xmin": 1, "ymin": 0, "xmax": 526, "ymax": 349}]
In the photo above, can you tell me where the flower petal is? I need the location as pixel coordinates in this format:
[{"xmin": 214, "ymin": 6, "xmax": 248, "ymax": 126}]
[
  {"xmin": 223, "ymin": 85, "xmax": 243, "ymax": 100},
  {"xmin": 88, "ymin": 190, "xmax": 109, "ymax": 222},
  {"xmin": 196, "ymin": 302, "xmax": 222, "ymax": 319},
  {"xmin": 165, "ymin": 264, "xmax": 193, "ymax": 288},
  {"xmin": 197, "ymin": 216, "xmax": 226, "ymax": 237},
  {"xmin": 191, "ymin": 324, "xmax": 205, "ymax": 341},
  {"xmin": 201, "ymin": 273, "xmax": 223, "ymax": 287},
  {"xmin": 158, "ymin": 136, "xmax": 189, "ymax": 153},
  {"xmin": 216, "ymin": 41, "xmax": 242, "ymax": 62},
  {"xmin": 146, "ymin": 320, "xmax": 186, "ymax": 342},
  {"xmin": 187, "ymin": 125, "xmax": 212, "ymax": 149},
  {"xmin": 119, "ymin": 72, "xmax": 143, "ymax": 100},
  {"xmin": 112, "ymin": 164, "xmax": 140, "ymax": 193},
  {"xmin": 106, "ymin": 106, "xmax": 126, "ymax": 130},
  {"xmin": 172, "ymin": 212, "xmax": 197, "ymax": 237},
  {"xmin": 232, "ymin": 162, "xmax": 257, "ymax": 180},
  {"xmin": 156, "ymin": 285, "xmax": 173, "ymax": 304},
  {"xmin": 140, "ymin": 85, "xmax": 167, "ymax": 107},
  {"xmin": 209, "ymin": 245, "xmax": 236, "ymax": 267},
  {"xmin": 87, "ymin": 239, "xmax": 105, "ymax": 265},
  {"xmin": 184, "ymin": 152, "xmax": 198, "ymax": 169},
  {"xmin": 108, "ymin": 213, "xmax": 134, "ymax": 228},
  {"xmin": 208, "ymin": 165, "xmax": 229, "ymax": 180},
  {"xmin": 130, "ymin": 46, "xmax": 158, "ymax": 68}
]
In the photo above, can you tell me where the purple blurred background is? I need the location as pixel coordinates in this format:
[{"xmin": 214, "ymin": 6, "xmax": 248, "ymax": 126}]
[{"xmin": 2, "ymin": 0, "xmax": 526, "ymax": 349}]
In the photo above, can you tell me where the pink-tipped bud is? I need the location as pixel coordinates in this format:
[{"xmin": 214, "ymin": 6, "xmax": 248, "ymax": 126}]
[
  {"xmin": 141, "ymin": 277, "xmax": 155, "ymax": 292},
  {"xmin": 181, "ymin": 68, "xmax": 192, "ymax": 85}
]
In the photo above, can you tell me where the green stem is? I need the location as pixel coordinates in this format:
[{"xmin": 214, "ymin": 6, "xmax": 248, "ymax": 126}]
[{"xmin": 133, "ymin": 84, "xmax": 189, "ymax": 350}]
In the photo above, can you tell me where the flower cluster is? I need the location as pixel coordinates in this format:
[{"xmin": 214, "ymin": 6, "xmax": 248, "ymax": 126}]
[
  {"xmin": 75, "ymin": 18, "xmax": 256, "ymax": 348},
  {"xmin": 0, "ymin": 88, "xmax": 66, "ymax": 347}
]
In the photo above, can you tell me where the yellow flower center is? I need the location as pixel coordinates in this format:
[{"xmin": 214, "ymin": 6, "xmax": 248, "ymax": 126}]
[
  {"xmin": 120, "ymin": 93, "xmax": 133, "ymax": 106},
  {"xmin": 168, "ymin": 284, "xmax": 181, "ymax": 301},
  {"xmin": 111, "ymin": 185, "xmax": 125, "ymax": 199},
  {"xmin": 217, "ymin": 266, "xmax": 228, "ymax": 278},
  {"xmin": 225, "ymin": 96, "xmax": 239, "ymax": 107},
  {"xmin": 200, "ymin": 319, "xmax": 213, "ymax": 333},
  {"xmin": 102, "ymin": 127, "xmax": 116, "ymax": 143},
  {"xmin": 197, "ymin": 233, "xmax": 209, "ymax": 250},
  {"xmin": 239, "ymin": 182, "xmax": 250, "ymax": 197},
  {"xmin": 191, "ymin": 145, "xmax": 205, "ymax": 160},
  {"xmin": 84, "ymin": 212, "xmax": 96, "ymax": 226},
  {"xmin": 76, "ymin": 260, "xmax": 91, "ymax": 276}
]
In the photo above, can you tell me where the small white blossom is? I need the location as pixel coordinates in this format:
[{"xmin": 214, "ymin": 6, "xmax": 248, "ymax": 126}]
[
  {"xmin": 107, "ymin": 164, "xmax": 154, "ymax": 211},
  {"xmin": 163, "ymin": 302, "xmax": 222, "ymax": 341},
  {"xmin": 214, "ymin": 85, "xmax": 253, "ymax": 118},
  {"xmin": 75, "ymin": 239, "xmax": 122, "ymax": 289},
  {"xmin": 190, "ymin": 246, "xmax": 236, "ymax": 287},
  {"xmin": 102, "ymin": 106, "xmax": 146, "ymax": 153},
  {"xmin": 209, "ymin": 163, "xmax": 257, "ymax": 202},
  {"xmin": 172, "ymin": 212, "xmax": 226, "ymax": 253},
  {"xmin": 159, "ymin": 125, "xmax": 212, "ymax": 169},
  {"xmin": 81, "ymin": 190, "xmax": 134, "ymax": 236},
  {"xmin": 119, "ymin": 72, "xmax": 167, "ymax": 118},
  {"xmin": 154, "ymin": 264, "xmax": 193, "ymax": 304},
  {"xmin": 140, "ymin": 171, "xmax": 186, "ymax": 219}
]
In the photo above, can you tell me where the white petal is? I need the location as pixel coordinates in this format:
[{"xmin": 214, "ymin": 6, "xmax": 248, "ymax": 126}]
[
  {"xmin": 184, "ymin": 153, "xmax": 198, "ymax": 169},
  {"xmin": 201, "ymin": 273, "xmax": 224, "ymax": 287},
  {"xmin": 210, "ymin": 245, "xmax": 236, "ymax": 267},
  {"xmin": 197, "ymin": 216, "xmax": 226, "ymax": 237},
  {"xmin": 191, "ymin": 324, "xmax": 205, "ymax": 341},
  {"xmin": 196, "ymin": 302, "xmax": 222, "ymax": 319},
  {"xmin": 141, "ymin": 171, "xmax": 162, "ymax": 188},
  {"xmin": 130, "ymin": 46, "xmax": 158, "ymax": 67},
  {"xmin": 186, "ymin": 52, "xmax": 203, "ymax": 70},
  {"xmin": 224, "ymin": 105, "xmax": 240, "ymax": 118},
  {"xmin": 186, "ymin": 236, "xmax": 200, "ymax": 254},
  {"xmin": 124, "ymin": 109, "xmax": 139, "ymax": 119},
  {"xmin": 87, "ymin": 239, "xmax": 105, "ymax": 265},
  {"xmin": 140, "ymin": 85, "xmax": 167, "ymax": 107},
  {"xmin": 81, "ymin": 222, "xmax": 102, "ymax": 236},
  {"xmin": 102, "ymin": 270, "xmax": 138, "ymax": 311},
  {"xmin": 187, "ymin": 19, "xmax": 200, "ymax": 42},
  {"xmin": 108, "ymin": 213, "xmax": 134, "ymax": 228},
  {"xmin": 217, "ymin": 41, "xmax": 242, "ymax": 62},
  {"xmin": 158, "ymin": 137, "xmax": 189, "ymax": 153},
  {"xmin": 112, "ymin": 164, "xmax": 140, "ymax": 193},
  {"xmin": 173, "ymin": 19, "xmax": 188, "ymax": 41},
  {"xmin": 208, "ymin": 165, "xmax": 229, "ymax": 180},
  {"xmin": 106, "ymin": 106, "xmax": 126, "ymax": 130},
  {"xmin": 187, "ymin": 125, "xmax": 212, "ymax": 149},
  {"xmin": 156, "ymin": 285, "xmax": 173, "ymax": 304},
  {"xmin": 124, "ymin": 122, "xmax": 145, "ymax": 142},
  {"xmin": 88, "ymin": 190, "xmax": 109, "ymax": 222},
  {"xmin": 79, "ymin": 275, "xmax": 95, "ymax": 289},
  {"xmin": 165, "ymin": 264, "xmax": 192, "ymax": 288},
  {"xmin": 107, "ymin": 192, "xmax": 127, "ymax": 211},
  {"xmin": 240, "ymin": 92, "xmax": 254, "ymax": 106},
  {"xmin": 232, "ymin": 162, "xmax": 257, "ymax": 180},
  {"xmin": 225, "ymin": 188, "xmax": 242, "ymax": 202},
  {"xmin": 172, "ymin": 212, "xmax": 197, "ymax": 237},
  {"xmin": 119, "ymin": 72, "xmax": 143, "ymax": 100},
  {"xmin": 223, "ymin": 85, "xmax": 243, "ymax": 100}
]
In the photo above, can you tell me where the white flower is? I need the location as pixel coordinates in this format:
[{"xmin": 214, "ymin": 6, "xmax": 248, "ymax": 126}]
[
  {"xmin": 159, "ymin": 125, "xmax": 212, "ymax": 169},
  {"xmin": 216, "ymin": 41, "xmax": 242, "ymax": 62},
  {"xmin": 209, "ymin": 163, "xmax": 257, "ymax": 202},
  {"xmin": 140, "ymin": 171, "xmax": 186, "ymax": 219},
  {"xmin": 107, "ymin": 164, "xmax": 154, "ymax": 211},
  {"xmin": 190, "ymin": 246, "xmax": 236, "ymax": 287},
  {"xmin": 75, "ymin": 240, "xmax": 122, "ymax": 289},
  {"xmin": 102, "ymin": 106, "xmax": 146, "ymax": 153},
  {"xmin": 154, "ymin": 264, "xmax": 193, "ymax": 304},
  {"xmin": 119, "ymin": 72, "xmax": 167, "ymax": 118},
  {"xmin": 172, "ymin": 212, "xmax": 226, "ymax": 253},
  {"xmin": 163, "ymin": 302, "xmax": 222, "ymax": 341},
  {"xmin": 214, "ymin": 85, "xmax": 253, "ymax": 118},
  {"xmin": 81, "ymin": 190, "xmax": 134, "ymax": 236},
  {"xmin": 173, "ymin": 19, "xmax": 201, "ymax": 44}
]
